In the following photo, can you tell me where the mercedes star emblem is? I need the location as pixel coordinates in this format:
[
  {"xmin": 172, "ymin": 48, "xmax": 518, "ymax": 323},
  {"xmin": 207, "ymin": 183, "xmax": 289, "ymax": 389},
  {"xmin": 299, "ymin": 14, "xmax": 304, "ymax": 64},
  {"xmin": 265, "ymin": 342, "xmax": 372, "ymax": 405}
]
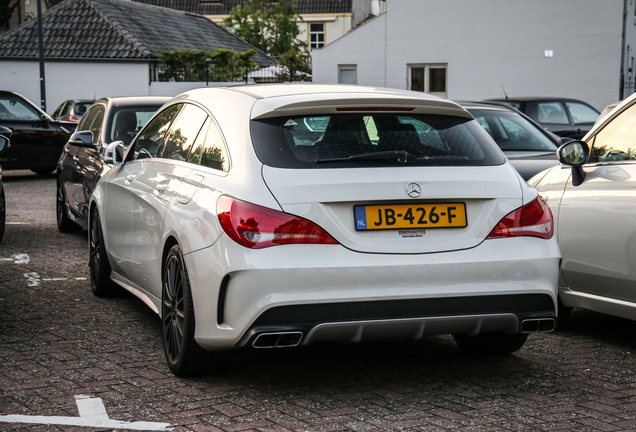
[{"xmin": 406, "ymin": 183, "xmax": 421, "ymax": 198}]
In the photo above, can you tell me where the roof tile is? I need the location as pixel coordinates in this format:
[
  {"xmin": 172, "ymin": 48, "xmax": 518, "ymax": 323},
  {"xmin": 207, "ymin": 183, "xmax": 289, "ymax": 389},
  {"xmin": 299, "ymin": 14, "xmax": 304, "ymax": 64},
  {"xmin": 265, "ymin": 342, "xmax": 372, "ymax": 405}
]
[
  {"xmin": 0, "ymin": 0, "xmax": 274, "ymax": 66},
  {"xmin": 130, "ymin": 0, "xmax": 353, "ymax": 15}
]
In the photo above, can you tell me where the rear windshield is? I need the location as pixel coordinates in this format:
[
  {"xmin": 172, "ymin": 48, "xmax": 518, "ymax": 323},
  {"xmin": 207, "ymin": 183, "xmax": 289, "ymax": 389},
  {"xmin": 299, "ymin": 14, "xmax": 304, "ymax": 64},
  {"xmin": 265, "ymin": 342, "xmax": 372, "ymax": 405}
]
[
  {"xmin": 251, "ymin": 113, "xmax": 506, "ymax": 168},
  {"xmin": 469, "ymin": 108, "xmax": 559, "ymax": 152}
]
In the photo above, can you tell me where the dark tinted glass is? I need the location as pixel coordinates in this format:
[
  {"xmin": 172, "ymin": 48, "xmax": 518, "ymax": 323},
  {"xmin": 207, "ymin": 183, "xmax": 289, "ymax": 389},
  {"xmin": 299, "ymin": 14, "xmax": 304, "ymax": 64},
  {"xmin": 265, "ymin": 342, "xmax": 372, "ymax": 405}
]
[
  {"xmin": 127, "ymin": 104, "xmax": 181, "ymax": 161},
  {"xmin": 89, "ymin": 107, "xmax": 105, "ymax": 144},
  {"xmin": 251, "ymin": 113, "xmax": 505, "ymax": 168},
  {"xmin": 159, "ymin": 104, "xmax": 208, "ymax": 161},
  {"xmin": 77, "ymin": 105, "xmax": 99, "ymax": 131},
  {"xmin": 469, "ymin": 109, "xmax": 558, "ymax": 151},
  {"xmin": 200, "ymin": 120, "xmax": 229, "ymax": 171}
]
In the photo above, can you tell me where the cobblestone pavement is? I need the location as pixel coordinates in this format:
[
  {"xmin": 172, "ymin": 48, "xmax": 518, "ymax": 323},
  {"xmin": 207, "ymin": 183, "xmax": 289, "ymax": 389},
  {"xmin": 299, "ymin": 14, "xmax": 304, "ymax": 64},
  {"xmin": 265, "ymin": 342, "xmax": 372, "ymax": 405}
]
[{"xmin": 1, "ymin": 171, "xmax": 636, "ymax": 432}]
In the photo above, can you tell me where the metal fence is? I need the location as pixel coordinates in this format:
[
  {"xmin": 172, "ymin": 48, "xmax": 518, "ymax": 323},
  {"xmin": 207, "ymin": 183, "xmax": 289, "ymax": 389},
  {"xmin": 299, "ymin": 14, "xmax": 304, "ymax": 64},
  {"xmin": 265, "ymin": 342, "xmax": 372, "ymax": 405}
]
[{"xmin": 151, "ymin": 63, "xmax": 311, "ymax": 84}]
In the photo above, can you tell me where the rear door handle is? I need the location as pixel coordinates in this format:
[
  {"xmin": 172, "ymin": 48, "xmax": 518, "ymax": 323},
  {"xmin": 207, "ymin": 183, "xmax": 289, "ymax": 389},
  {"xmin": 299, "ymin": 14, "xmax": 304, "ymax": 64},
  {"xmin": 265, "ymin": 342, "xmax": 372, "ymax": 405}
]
[
  {"xmin": 125, "ymin": 175, "xmax": 136, "ymax": 182},
  {"xmin": 155, "ymin": 182, "xmax": 168, "ymax": 193}
]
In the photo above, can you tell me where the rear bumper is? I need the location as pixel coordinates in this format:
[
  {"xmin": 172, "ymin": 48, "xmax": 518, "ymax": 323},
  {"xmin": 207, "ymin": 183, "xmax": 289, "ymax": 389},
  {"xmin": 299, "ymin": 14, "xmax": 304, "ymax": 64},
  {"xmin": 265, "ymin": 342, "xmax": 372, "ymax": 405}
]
[{"xmin": 186, "ymin": 236, "xmax": 560, "ymax": 350}]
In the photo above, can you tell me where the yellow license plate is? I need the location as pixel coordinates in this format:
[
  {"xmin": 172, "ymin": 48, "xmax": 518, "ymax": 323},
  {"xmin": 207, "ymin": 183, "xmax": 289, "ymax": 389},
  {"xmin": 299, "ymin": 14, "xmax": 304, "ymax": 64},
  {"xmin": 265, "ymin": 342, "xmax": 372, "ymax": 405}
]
[{"xmin": 354, "ymin": 203, "xmax": 467, "ymax": 230}]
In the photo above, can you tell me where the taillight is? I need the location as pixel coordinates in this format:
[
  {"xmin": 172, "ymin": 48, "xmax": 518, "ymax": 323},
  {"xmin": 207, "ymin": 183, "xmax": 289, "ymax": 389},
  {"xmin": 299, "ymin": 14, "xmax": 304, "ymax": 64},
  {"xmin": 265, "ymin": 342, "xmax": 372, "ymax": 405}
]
[
  {"xmin": 487, "ymin": 196, "xmax": 553, "ymax": 240},
  {"xmin": 69, "ymin": 115, "xmax": 79, "ymax": 121},
  {"xmin": 217, "ymin": 196, "xmax": 339, "ymax": 249}
]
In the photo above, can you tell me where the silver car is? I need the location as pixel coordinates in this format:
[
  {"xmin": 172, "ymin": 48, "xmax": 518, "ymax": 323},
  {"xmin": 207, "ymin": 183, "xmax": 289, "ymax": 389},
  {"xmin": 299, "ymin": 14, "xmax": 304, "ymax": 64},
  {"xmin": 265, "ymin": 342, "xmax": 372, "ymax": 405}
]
[{"xmin": 529, "ymin": 90, "xmax": 636, "ymax": 324}]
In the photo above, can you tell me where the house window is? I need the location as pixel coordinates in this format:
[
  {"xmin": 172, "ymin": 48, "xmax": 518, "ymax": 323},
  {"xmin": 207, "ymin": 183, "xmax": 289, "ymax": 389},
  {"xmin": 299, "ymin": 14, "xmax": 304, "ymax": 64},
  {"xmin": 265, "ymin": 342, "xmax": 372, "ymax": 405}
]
[
  {"xmin": 310, "ymin": 23, "xmax": 325, "ymax": 49},
  {"xmin": 338, "ymin": 65, "xmax": 357, "ymax": 84},
  {"xmin": 408, "ymin": 64, "xmax": 447, "ymax": 98}
]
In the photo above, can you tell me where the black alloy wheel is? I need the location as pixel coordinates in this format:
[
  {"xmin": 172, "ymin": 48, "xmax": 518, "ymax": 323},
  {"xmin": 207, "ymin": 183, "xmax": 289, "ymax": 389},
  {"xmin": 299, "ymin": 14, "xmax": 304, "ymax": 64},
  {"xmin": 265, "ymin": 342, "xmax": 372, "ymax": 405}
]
[
  {"xmin": 89, "ymin": 207, "xmax": 116, "ymax": 296},
  {"xmin": 453, "ymin": 332, "xmax": 528, "ymax": 356},
  {"xmin": 162, "ymin": 244, "xmax": 222, "ymax": 376},
  {"xmin": 57, "ymin": 178, "xmax": 82, "ymax": 233}
]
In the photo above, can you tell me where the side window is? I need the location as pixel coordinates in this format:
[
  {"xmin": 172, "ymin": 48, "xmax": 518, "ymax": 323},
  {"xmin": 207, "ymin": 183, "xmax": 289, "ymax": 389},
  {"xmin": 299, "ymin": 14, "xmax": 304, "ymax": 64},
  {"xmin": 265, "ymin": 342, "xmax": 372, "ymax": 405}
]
[
  {"xmin": 537, "ymin": 102, "xmax": 568, "ymax": 124},
  {"xmin": 128, "ymin": 104, "xmax": 182, "ymax": 161},
  {"xmin": 199, "ymin": 120, "xmax": 229, "ymax": 172},
  {"xmin": 89, "ymin": 106, "xmax": 105, "ymax": 144},
  {"xmin": 589, "ymin": 102, "xmax": 636, "ymax": 163},
  {"xmin": 0, "ymin": 96, "xmax": 40, "ymax": 121},
  {"xmin": 187, "ymin": 117, "xmax": 211, "ymax": 165},
  {"xmin": 52, "ymin": 103, "xmax": 65, "ymax": 119},
  {"xmin": 159, "ymin": 104, "xmax": 208, "ymax": 161},
  {"xmin": 566, "ymin": 102, "xmax": 599, "ymax": 126},
  {"xmin": 77, "ymin": 105, "xmax": 100, "ymax": 131},
  {"xmin": 61, "ymin": 103, "xmax": 73, "ymax": 117}
]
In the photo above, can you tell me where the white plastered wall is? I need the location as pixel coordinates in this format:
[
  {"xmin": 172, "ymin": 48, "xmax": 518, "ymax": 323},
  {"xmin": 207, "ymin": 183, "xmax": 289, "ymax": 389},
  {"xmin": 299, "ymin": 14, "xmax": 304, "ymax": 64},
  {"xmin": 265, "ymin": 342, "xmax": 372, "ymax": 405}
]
[
  {"xmin": 312, "ymin": 0, "xmax": 626, "ymax": 111},
  {"xmin": 1, "ymin": 60, "xmax": 151, "ymax": 113}
]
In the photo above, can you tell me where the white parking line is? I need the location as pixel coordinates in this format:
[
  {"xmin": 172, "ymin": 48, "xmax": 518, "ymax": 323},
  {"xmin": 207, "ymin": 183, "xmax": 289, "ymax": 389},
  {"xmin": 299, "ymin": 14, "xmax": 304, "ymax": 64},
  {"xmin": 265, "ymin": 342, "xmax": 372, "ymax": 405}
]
[
  {"xmin": 0, "ymin": 395, "xmax": 172, "ymax": 431},
  {"xmin": 0, "ymin": 253, "xmax": 30, "ymax": 264},
  {"xmin": 24, "ymin": 272, "xmax": 40, "ymax": 287}
]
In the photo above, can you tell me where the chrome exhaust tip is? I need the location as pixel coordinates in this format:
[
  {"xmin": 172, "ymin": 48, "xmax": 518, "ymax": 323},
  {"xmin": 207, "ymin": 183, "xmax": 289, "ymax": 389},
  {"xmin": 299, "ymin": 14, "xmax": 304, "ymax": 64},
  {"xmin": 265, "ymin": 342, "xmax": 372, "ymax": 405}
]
[
  {"xmin": 252, "ymin": 331, "xmax": 303, "ymax": 348},
  {"xmin": 520, "ymin": 318, "xmax": 555, "ymax": 333}
]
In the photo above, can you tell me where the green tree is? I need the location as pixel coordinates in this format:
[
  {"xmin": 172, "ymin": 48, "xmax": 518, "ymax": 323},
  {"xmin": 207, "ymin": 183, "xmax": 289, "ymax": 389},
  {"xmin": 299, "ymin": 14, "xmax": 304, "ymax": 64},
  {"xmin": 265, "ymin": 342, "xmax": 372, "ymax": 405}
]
[
  {"xmin": 276, "ymin": 46, "xmax": 311, "ymax": 81},
  {"xmin": 159, "ymin": 47, "xmax": 208, "ymax": 82},
  {"xmin": 158, "ymin": 47, "xmax": 258, "ymax": 82},
  {"xmin": 0, "ymin": 0, "xmax": 19, "ymax": 28},
  {"xmin": 224, "ymin": 0, "xmax": 311, "ymax": 75}
]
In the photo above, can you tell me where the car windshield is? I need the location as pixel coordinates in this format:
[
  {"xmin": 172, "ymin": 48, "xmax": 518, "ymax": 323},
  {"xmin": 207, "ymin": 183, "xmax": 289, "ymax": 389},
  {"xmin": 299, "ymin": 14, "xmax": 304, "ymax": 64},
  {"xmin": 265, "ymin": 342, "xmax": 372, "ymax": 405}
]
[
  {"xmin": 251, "ymin": 113, "xmax": 505, "ymax": 168},
  {"xmin": 468, "ymin": 108, "xmax": 559, "ymax": 152}
]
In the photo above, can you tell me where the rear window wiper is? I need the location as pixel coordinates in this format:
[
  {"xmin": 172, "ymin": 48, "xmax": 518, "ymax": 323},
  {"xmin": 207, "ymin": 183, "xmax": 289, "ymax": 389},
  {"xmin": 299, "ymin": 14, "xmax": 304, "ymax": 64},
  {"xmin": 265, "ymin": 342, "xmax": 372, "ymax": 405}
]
[{"xmin": 316, "ymin": 151, "xmax": 412, "ymax": 164}]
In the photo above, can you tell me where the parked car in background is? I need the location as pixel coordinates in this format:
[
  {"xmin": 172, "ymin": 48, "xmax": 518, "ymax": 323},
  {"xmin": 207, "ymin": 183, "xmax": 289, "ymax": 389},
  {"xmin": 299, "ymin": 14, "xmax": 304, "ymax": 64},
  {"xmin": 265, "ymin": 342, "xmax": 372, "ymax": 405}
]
[
  {"xmin": 458, "ymin": 102, "xmax": 561, "ymax": 180},
  {"xmin": 483, "ymin": 97, "xmax": 600, "ymax": 140},
  {"xmin": 51, "ymin": 99, "xmax": 94, "ymax": 123},
  {"xmin": 0, "ymin": 126, "xmax": 11, "ymax": 243},
  {"xmin": 89, "ymin": 84, "xmax": 560, "ymax": 376},
  {"xmin": 0, "ymin": 90, "xmax": 73, "ymax": 174},
  {"xmin": 529, "ymin": 90, "xmax": 636, "ymax": 325},
  {"xmin": 57, "ymin": 96, "xmax": 170, "ymax": 233}
]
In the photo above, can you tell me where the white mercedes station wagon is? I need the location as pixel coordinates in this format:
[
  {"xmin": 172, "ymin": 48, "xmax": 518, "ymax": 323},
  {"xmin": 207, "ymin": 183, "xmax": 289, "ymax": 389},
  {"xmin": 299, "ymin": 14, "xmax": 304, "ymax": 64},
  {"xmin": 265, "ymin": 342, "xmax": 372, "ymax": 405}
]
[{"xmin": 89, "ymin": 84, "xmax": 560, "ymax": 375}]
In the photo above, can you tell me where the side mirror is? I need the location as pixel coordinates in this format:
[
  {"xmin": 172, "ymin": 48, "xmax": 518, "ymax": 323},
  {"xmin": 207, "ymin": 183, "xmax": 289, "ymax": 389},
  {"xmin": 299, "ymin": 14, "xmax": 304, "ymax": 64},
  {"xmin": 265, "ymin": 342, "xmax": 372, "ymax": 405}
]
[
  {"xmin": 40, "ymin": 114, "xmax": 50, "ymax": 129},
  {"xmin": 0, "ymin": 135, "xmax": 10, "ymax": 154},
  {"xmin": 68, "ymin": 131, "xmax": 94, "ymax": 147},
  {"xmin": 104, "ymin": 141, "xmax": 125, "ymax": 165},
  {"xmin": 557, "ymin": 140, "xmax": 589, "ymax": 187}
]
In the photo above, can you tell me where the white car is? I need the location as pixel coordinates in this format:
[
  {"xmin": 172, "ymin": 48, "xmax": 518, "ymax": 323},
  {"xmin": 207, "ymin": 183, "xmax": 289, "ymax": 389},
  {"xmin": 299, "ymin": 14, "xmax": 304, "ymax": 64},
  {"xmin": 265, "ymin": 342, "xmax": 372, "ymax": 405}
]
[
  {"xmin": 529, "ymin": 90, "xmax": 636, "ymax": 325},
  {"xmin": 89, "ymin": 84, "xmax": 560, "ymax": 375}
]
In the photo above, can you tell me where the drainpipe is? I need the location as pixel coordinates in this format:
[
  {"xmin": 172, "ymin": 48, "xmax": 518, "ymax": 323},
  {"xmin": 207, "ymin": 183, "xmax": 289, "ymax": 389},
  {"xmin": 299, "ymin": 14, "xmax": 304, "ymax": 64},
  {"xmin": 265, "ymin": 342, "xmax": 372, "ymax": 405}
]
[
  {"xmin": 620, "ymin": 0, "xmax": 627, "ymax": 100},
  {"xmin": 37, "ymin": 0, "xmax": 46, "ymax": 112}
]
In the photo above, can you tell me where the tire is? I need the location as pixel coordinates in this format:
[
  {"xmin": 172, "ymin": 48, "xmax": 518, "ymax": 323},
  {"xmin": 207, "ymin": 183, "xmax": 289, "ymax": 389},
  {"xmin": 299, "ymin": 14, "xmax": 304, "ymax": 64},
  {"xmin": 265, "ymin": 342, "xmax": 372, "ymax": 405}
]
[
  {"xmin": 0, "ymin": 185, "xmax": 5, "ymax": 243},
  {"xmin": 162, "ymin": 244, "xmax": 224, "ymax": 376},
  {"xmin": 31, "ymin": 167, "xmax": 56, "ymax": 175},
  {"xmin": 453, "ymin": 332, "xmax": 528, "ymax": 356},
  {"xmin": 57, "ymin": 179, "xmax": 82, "ymax": 233},
  {"xmin": 89, "ymin": 207, "xmax": 117, "ymax": 296}
]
